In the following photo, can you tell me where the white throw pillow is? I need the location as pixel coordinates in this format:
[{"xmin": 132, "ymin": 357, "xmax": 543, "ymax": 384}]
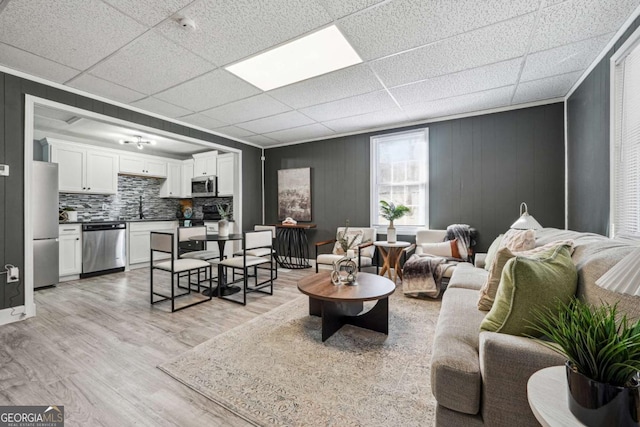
[
  {"xmin": 500, "ymin": 229, "xmax": 535, "ymax": 252},
  {"xmin": 420, "ymin": 241, "xmax": 453, "ymax": 257},
  {"xmin": 333, "ymin": 231, "xmax": 364, "ymax": 255}
]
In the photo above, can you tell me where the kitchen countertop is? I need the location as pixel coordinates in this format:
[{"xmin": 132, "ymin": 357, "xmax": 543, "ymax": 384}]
[{"xmin": 59, "ymin": 218, "xmax": 182, "ymax": 224}]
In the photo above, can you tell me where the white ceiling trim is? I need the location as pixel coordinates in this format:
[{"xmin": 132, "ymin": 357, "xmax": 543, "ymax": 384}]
[
  {"xmin": 264, "ymin": 96, "xmax": 564, "ymax": 149},
  {"xmin": 0, "ymin": 64, "xmax": 262, "ymax": 149},
  {"xmin": 565, "ymin": 3, "xmax": 640, "ymax": 100}
]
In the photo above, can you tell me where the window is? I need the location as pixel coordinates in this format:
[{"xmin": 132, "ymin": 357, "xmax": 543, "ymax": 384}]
[
  {"xmin": 611, "ymin": 30, "xmax": 640, "ymax": 237},
  {"xmin": 370, "ymin": 129, "xmax": 428, "ymax": 231}
]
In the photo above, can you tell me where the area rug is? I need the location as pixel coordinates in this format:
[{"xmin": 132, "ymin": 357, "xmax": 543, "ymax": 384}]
[{"xmin": 158, "ymin": 291, "xmax": 441, "ymax": 426}]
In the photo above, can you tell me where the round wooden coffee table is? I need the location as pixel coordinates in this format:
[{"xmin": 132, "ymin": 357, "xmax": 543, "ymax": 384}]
[{"xmin": 297, "ymin": 272, "xmax": 396, "ymax": 342}]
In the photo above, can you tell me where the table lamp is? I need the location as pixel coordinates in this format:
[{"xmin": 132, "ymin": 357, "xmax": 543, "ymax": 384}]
[
  {"xmin": 595, "ymin": 247, "xmax": 640, "ymax": 296},
  {"xmin": 510, "ymin": 202, "xmax": 542, "ymax": 230}
]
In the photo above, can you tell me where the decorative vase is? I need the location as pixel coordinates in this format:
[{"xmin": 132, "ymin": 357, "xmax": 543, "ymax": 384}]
[
  {"xmin": 218, "ymin": 219, "xmax": 229, "ymax": 237},
  {"xmin": 387, "ymin": 220, "xmax": 396, "ymax": 244},
  {"xmin": 565, "ymin": 361, "xmax": 640, "ymax": 427}
]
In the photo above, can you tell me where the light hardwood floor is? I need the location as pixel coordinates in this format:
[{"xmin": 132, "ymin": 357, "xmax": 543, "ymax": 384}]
[{"xmin": 0, "ymin": 267, "xmax": 313, "ymax": 426}]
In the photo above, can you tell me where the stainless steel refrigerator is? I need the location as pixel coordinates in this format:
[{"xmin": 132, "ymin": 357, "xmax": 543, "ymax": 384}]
[{"xmin": 32, "ymin": 161, "xmax": 59, "ymax": 288}]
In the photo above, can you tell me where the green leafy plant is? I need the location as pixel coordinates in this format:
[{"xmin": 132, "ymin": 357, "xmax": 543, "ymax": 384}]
[
  {"xmin": 337, "ymin": 220, "xmax": 367, "ymax": 253},
  {"xmin": 379, "ymin": 200, "xmax": 410, "ymax": 222},
  {"xmin": 530, "ymin": 298, "xmax": 640, "ymax": 387},
  {"xmin": 62, "ymin": 206, "xmax": 76, "ymax": 211},
  {"xmin": 216, "ymin": 203, "xmax": 231, "ymax": 220}
]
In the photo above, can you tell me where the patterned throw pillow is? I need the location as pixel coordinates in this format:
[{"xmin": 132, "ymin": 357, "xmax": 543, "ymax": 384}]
[
  {"xmin": 333, "ymin": 231, "xmax": 364, "ymax": 255},
  {"xmin": 500, "ymin": 229, "xmax": 536, "ymax": 252},
  {"xmin": 477, "ymin": 240, "xmax": 574, "ymax": 311}
]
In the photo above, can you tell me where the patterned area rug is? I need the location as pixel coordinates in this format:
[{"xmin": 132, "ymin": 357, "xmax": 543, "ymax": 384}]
[{"xmin": 158, "ymin": 290, "xmax": 441, "ymax": 426}]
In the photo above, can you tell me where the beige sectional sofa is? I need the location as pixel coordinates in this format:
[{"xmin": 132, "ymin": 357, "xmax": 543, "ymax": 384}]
[{"xmin": 430, "ymin": 228, "xmax": 640, "ymax": 427}]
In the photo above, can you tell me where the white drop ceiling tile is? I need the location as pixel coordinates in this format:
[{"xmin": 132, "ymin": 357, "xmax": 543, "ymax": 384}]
[
  {"xmin": 154, "ymin": 69, "xmax": 260, "ymax": 112},
  {"xmin": 530, "ymin": 0, "xmax": 640, "ymax": 53},
  {"xmin": 67, "ymin": 74, "xmax": 146, "ymax": 103},
  {"xmin": 90, "ymin": 31, "xmax": 215, "ymax": 95},
  {"xmin": 0, "ymin": 43, "xmax": 80, "ymax": 83},
  {"xmin": 268, "ymin": 64, "xmax": 384, "ymax": 109},
  {"xmin": 315, "ymin": 0, "xmax": 386, "ymax": 19},
  {"xmin": 403, "ymin": 86, "xmax": 514, "ymax": 121},
  {"xmin": 521, "ymin": 33, "xmax": 613, "ymax": 82},
  {"xmin": 200, "ymin": 94, "xmax": 291, "ymax": 124},
  {"xmin": 299, "ymin": 90, "xmax": 397, "ymax": 122},
  {"xmin": 236, "ymin": 111, "xmax": 315, "ymax": 134},
  {"xmin": 156, "ymin": 0, "xmax": 332, "ymax": 66},
  {"xmin": 512, "ymin": 72, "xmax": 582, "ymax": 104},
  {"xmin": 323, "ymin": 108, "xmax": 409, "ymax": 133},
  {"xmin": 244, "ymin": 134, "xmax": 280, "ymax": 146},
  {"xmin": 390, "ymin": 59, "xmax": 521, "ymax": 106},
  {"xmin": 102, "ymin": 0, "xmax": 193, "ymax": 26},
  {"xmin": 339, "ymin": 0, "xmax": 538, "ymax": 60},
  {"xmin": 371, "ymin": 14, "xmax": 536, "ymax": 88},
  {"xmin": 0, "ymin": 0, "xmax": 147, "ymax": 70},
  {"xmin": 130, "ymin": 97, "xmax": 193, "ymax": 118},
  {"xmin": 264, "ymin": 123, "xmax": 335, "ymax": 143},
  {"xmin": 177, "ymin": 113, "xmax": 227, "ymax": 130},
  {"xmin": 214, "ymin": 126, "xmax": 256, "ymax": 139}
]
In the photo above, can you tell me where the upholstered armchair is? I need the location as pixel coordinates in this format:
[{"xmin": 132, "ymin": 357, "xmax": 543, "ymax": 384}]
[{"xmin": 315, "ymin": 227, "xmax": 376, "ymax": 273}]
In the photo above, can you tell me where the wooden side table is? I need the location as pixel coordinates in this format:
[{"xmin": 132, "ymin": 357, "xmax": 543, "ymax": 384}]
[
  {"xmin": 373, "ymin": 241, "xmax": 410, "ymax": 282},
  {"xmin": 527, "ymin": 366, "xmax": 585, "ymax": 426}
]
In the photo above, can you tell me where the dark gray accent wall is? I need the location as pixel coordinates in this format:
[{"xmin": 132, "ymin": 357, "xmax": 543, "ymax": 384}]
[
  {"xmin": 0, "ymin": 71, "xmax": 262, "ymax": 310},
  {"xmin": 265, "ymin": 103, "xmax": 565, "ymax": 254},
  {"xmin": 567, "ymin": 16, "xmax": 640, "ymax": 234}
]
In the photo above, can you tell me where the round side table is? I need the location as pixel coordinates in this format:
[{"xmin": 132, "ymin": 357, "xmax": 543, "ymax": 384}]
[
  {"xmin": 373, "ymin": 241, "xmax": 410, "ymax": 282},
  {"xmin": 527, "ymin": 366, "xmax": 585, "ymax": 427}
]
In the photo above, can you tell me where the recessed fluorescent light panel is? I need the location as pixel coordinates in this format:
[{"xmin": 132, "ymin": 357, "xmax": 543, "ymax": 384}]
[{"xmin": 225, "ymin": 25, "xmax": 362, "ymax": 91}]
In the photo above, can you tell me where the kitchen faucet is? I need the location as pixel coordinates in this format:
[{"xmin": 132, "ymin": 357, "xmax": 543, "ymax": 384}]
[{"xmin": 139, "ymin": 195, "xmax": 145, "ymax": 219}]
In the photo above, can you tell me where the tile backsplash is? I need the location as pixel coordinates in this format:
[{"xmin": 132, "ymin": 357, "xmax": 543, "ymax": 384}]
[{"xmin": 59, "ymin": 175, "xmax": 232, "ymax": 221}]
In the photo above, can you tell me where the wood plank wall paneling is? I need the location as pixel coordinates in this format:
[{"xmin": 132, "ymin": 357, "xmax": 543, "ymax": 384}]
[
  {"xmin": 567, "ymin": 16, "xmax": 640, "ymax": 235},
  {"xmin": 264, "ymin": 103, "xmax": 565, "ymax": 254},
  {"xmin": 0, "ymin": 71, "xmax": 262, "ymax": 309}
]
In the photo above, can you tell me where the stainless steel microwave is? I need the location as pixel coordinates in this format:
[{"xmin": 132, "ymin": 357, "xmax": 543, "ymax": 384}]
[{"xmin": 191, "ymin": 175, "xmax": 218, "ymax": 197}]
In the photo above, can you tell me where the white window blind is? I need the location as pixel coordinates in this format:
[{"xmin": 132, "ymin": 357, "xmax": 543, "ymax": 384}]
[
  {"xmin": 613, "ymin": 40, "xmax": 640, "ymax": 236},
  {"xmin": 370, "ymin": 129, "xmax": 429, "ymax": 230}
]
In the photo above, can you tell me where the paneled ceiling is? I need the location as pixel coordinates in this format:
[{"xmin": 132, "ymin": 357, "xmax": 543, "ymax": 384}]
[{"xmin": 1, "ymin": 0, "xmax": 639, "ymax": 147}]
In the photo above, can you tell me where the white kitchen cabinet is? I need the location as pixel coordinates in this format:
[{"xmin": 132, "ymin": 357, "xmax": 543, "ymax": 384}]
[
  {"xmin": 159, "ymin": 162, "xmax": 181, "ymax": 198},
  {"xmin": 182, "ymin": 160, "xmax": 194, "ymax": 198},
  {"xmin": 50, "ymin": 140, "xmax": 118, "ymax": 194},
  {"xmin": 59, "ymin": 224, "xmax": 82, "ymax": 277},
  {"xmin": 192, "ymin": 151, "xmax": 218, "ymax": 177},
  {"xmin": 128, "ymin": 221, "xmax": 178, "ymax": 267},
  {"xmin": 217, "ymin": 153, "xmax": 235, "ymax": 196},
  {"xmin": 119, "ymin": 154, "xmax": 167, "ymax": 178}
]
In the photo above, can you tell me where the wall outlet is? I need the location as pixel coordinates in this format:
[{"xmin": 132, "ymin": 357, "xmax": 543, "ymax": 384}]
[
  {"xmin": 7, "ymin": 267, "xmax": 19, "ymax": 283},
  {"xmin": 102, "ymin": 203, "xmax": 108, "ymax": 210},
  {"xmin": 0, "ymin": 164, "xmax": 8, "ymax": 176}
]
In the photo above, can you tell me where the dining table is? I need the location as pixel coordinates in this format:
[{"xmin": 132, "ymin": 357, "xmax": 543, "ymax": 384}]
[{"xmin": 189, "ymin": 233, "xmax": 244, "ymax": 297}]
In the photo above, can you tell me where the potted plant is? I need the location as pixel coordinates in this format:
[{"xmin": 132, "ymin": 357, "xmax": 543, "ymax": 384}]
[
  {"xmin": 337, "ymin": 220, "xmax": 366, "ymax": 257},
  {"xmin": 216, "ymin": 203, "xmax": 231, "ymax": 238},
  {"xmin": 379, "ymin": 200, "xmax": 410, "ymax": 243},
  {"xmin": 531, "ymin": 299, "xmax": 640, "ymax": 426}
]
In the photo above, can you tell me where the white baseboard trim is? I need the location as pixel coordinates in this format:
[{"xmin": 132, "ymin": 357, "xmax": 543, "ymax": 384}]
[
  {"xmin": 0, "ymin": 303, "xmax": 35, "ymax": 326},
  {"xmin": 59, "ymin": 274, "xmax": 80, "ymax": 282}
]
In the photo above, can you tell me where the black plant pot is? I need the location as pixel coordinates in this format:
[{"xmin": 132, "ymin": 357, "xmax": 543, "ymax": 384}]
[{"xmin": 566, "ymin": 362, "xmax": 640, "ymax": 426}]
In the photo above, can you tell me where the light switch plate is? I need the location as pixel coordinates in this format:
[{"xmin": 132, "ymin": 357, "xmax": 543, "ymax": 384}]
[{"xmin": 0, "ymin": 164, "xmax": 8, "ymax": 176}]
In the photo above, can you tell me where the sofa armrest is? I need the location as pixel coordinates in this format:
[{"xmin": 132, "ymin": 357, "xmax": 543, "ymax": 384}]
[
  {"xmin": 479, "ymin": 331, "xmax": 565, "ymax": 427},
  {"xmin": 474, "ymin": 253, "xmax": 487, "ymax": 269}
]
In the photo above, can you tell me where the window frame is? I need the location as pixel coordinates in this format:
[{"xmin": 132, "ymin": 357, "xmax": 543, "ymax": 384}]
[
  {"xmin": 609, "ymin": 25, "xmax": 640, "ymax": 237},
  {"xmin": 369, "ymin": 128, "xmax": 429, "ymax": 234}
]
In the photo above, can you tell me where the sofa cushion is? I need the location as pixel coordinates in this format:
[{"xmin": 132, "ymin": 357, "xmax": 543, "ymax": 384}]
[
  {"xmin": 480, "ymin": 245, "xmax": 577, "ymax": 336},
  {"xmin": 483, "ymin": 234, "xmax": 504, "ymax": 271},
  {"xmin": 447, "ymin": 262, "xmax": 487, "ymax": 291},
  {"xmin": 431, "ymin": 287, "xmax": 487, "ymax": 414}
]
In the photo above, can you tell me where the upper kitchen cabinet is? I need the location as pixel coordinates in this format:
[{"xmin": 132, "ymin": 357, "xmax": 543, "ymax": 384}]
[
  {"xmin": 159, "ymin": 162, "xmax": 182, "ymax": 198},
  {"xmin": 119, "ymin": 154, "xmax": 167, "ymax": 178},
  {"xmin": 182, "ymin": 159, "xmax": 194, "ymax": 198},
  {"xmin": 217, "ymin": 153, "xmax": 236, "ymax": 196},
  {"xmin": 192, "ymin": 151, "xmax": 217, "ymax": 177},
  {"xmin": 49, "ymin": 139, "xmax": 118, "ymax": 194}
]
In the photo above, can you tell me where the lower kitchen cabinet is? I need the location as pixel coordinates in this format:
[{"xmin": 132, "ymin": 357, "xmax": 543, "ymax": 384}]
[
  {"xmin": 128, "ymin": 221, "xmax": 178, "ymax": 267},
  {"xmin": 59, "ymin": 224, "xmax": 82, "ymax": 278}
]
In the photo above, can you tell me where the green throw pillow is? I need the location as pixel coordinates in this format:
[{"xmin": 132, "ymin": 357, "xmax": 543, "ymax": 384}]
[{"xmin": 480, "ymin": 245, "xmax": 577, "ymax": 337}]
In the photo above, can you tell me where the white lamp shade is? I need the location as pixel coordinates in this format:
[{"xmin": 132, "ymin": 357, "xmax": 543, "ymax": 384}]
[
  {"xmin": 595, "ymin": 248, "xmax": 640, "ymax": 296},
  {"xmin": 510, "ymin": 202, "xmax": 543, "ymax": 230}
]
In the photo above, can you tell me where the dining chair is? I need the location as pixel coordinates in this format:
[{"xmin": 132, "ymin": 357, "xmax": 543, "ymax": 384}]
[
  {"xmin": 233, "ymin": 225, "xmax": 278, "ymax": 279},
  {"xmin": 150, "ymin": 231, "xmax": 212, "ymax": 312},
  {"xmin": 217, "ymin": 230, "xmax": 274, "ymax": 305}
]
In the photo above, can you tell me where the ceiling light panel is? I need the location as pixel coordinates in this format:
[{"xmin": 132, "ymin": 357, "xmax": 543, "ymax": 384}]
[{"xmin": 226, "ymin": 25, "xmax": 362, "ymax": 91}]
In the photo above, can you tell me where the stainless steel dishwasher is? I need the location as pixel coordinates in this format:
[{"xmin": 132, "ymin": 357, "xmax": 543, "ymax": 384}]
[{"xmin": 81, "ymin": 222, "xmax": 127, "ymax": 278}]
